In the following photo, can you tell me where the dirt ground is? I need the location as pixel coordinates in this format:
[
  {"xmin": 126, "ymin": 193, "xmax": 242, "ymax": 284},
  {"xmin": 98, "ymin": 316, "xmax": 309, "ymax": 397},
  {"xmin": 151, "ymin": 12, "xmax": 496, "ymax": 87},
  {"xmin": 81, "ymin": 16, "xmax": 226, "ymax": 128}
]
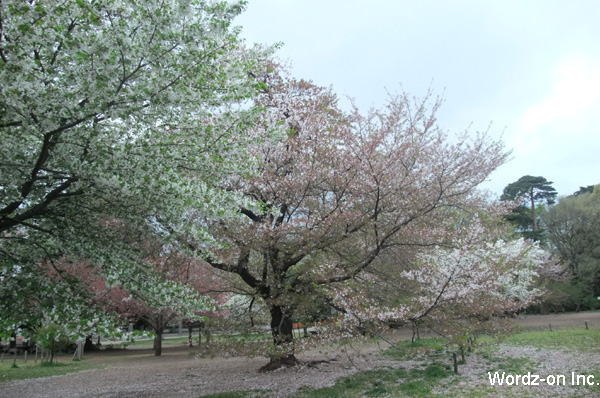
[{"xmin": 1, "ymin": 311, "xmax": 599, "ymax": 398}]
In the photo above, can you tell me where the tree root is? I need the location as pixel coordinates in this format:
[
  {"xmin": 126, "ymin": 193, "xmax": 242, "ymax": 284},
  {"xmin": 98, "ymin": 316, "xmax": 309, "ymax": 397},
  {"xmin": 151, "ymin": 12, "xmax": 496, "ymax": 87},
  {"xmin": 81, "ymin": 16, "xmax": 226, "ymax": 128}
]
[
  {"xmin": 258, "ymin": 355, "xmax": 300, "ymax": 373},
  {"xmin": 257, "ymin": 356, "xmax": 333, "ymax": 372}
]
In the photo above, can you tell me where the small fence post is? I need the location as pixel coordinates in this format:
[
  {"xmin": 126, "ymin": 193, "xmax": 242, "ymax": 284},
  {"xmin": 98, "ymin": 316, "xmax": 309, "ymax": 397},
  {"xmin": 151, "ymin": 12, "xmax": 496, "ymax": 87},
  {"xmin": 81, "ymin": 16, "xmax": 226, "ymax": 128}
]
[
  {"xmin": 73, "ymin": 340, "xmax": 84, "ymax": 361},
  {"xmin": 452, "ymin": 352, "xmax": 458, "ymax": 374}
]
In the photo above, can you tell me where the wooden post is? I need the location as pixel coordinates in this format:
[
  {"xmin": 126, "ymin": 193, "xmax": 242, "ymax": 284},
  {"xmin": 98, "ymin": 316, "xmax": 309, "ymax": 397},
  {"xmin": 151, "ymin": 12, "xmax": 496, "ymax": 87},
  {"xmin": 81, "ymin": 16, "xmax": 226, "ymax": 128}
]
[
  {"xmin": 72, "ymin": 341, "xmax": 83, "ymax": 361},
  {"xmin": 585, "ymin": 321, "xmax": 589, "ymax": 330},
  {"xmin": 453, "ymin": 353, "xmax": 458, "ymax": 374},
  {"xmin": 549, "ymin": 323, "xmax": 552, "ymax": 332},
  {"xmin": 78, "ymin": 340, "xmax": 84, "ymax": 360},
  {"xmin": 24, "ymin": 351, "xmax": 27, "ymax": 363}
]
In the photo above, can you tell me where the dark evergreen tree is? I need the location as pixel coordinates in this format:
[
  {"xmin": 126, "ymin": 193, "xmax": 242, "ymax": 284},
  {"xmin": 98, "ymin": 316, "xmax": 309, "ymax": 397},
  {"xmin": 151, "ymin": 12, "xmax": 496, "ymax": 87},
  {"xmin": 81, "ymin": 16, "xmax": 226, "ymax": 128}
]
[{"xmin": 501, "ymin": 175, "xmax": 557, "ymax": 241}]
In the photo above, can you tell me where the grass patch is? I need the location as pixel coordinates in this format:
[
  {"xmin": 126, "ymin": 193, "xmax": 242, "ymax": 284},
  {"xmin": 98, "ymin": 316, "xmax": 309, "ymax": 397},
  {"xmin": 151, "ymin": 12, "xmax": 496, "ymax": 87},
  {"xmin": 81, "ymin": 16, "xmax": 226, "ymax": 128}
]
[
  {"xmin": 199, "ymin": 390, "xmax": 269, "ymax": 398},
  {"xmin": 503, "ymin": 328, "xmax": 600, "ymax": 353},
  {"xmin": 292, "ymin": 363, "xmax": 450, "ymax": 398},
  {"xmin": 383, "ymin": 337, "xmax": 447, "ymax": 360},
  {"xmin": 482, "ymin": 353, "xmax": 538, "ymax": 375},
  {"xmin": 463, "ymin": 343, "xmax": 540, "ymax": 393},
  {"xmin": 0, "ymin": 359, "xmax": 102, "ymax": 383},
  {"xmin": 125, "ymin": 336, "xmax": 187, "ymax": 346},
  {"xmin": 127, "ymin": 332, "xmax": 271, "ymax": 347},
  {"xmin": 438, "ymin": 384, "xmax": 502, "ymax": 398}
]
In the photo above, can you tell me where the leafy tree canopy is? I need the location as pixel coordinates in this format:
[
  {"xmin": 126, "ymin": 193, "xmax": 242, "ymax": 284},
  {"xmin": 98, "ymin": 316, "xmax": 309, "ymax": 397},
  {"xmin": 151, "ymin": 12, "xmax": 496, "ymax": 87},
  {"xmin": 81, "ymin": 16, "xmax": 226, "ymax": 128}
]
[
  {"xmin": 0, "ymin": 0, "xmax": 273, "ymax": 338},
  {"xmin": 501, "ymin": 175, "xmax": 558, "ymax": 205},
  {"xmin": 542, "ymin": 184, "xmax": 600, "ymax": 307},
  {"xmin": 501, "ymin": 175, "xmax": 557, "ymax": 237},
  {"xmin": 573, "ymin": 185, "xmax": 595, "ymax": 196}
]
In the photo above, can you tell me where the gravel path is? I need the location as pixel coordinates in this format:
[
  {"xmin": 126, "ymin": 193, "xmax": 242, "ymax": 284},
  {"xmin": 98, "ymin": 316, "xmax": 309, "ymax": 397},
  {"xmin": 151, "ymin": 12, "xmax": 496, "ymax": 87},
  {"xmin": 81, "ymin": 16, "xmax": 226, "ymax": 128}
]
[{"xmin": 0, "ymin": 344, "xmax": 407, "ymax": 398}]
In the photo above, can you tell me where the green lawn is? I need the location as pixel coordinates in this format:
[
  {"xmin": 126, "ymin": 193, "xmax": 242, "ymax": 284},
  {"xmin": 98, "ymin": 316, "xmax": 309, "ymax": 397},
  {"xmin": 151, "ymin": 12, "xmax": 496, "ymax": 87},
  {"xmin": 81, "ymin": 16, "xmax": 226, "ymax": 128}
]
[
  {"xmin": 504, "ymin": 328, "xmax": 600, "ymax": 353},
  {"xmin": 124, "ymin": 331, "xmax": 271, "ymax": 347},
  {"xmin": 0, "ymin": 359, "xmax": 102, "ymax": 383}
]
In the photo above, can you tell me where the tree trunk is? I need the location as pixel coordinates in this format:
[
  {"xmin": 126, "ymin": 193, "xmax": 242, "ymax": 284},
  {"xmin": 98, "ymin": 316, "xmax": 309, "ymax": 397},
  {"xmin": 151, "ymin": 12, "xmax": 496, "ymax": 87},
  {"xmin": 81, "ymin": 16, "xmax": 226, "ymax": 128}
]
[
  {"xmin": 259, "ymin": 305, "xmax": 299, "ymax": 372},
  {"xmin": 188, "ymin": 325, "xmax": 193, "ymax": 347},
  {"xmin": 84, "ymin": 335, "xmax": 95, "ymax": 351},
  {"xmin": 153, "ymin": 328, "xmax": 163, "ymax": 356},
  {"xmin": 530, "ymin": 190, "xmax": 538, "ymax": 231},
  {"xmin": 270, "ymin": 305, "xmax": 294, "ymax": 345}
]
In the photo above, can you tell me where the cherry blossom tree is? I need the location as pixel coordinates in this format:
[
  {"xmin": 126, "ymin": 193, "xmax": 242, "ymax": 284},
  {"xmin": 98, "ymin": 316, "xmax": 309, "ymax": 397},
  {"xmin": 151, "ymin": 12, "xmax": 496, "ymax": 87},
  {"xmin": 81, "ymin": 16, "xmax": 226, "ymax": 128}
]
[
  {"xmin": 0, "ymin": 257, "xmax": 127, "ymax": 361},
  {"xmin": 115, "ymin": 246, "xmax": 228, "ymax": 356},
  {"xmin": 78, "ymin": 234, "xmax": 229, "ymax": 356},
  {"xmin": 337, "ymin": 215, "xmax": 547, "ymax": 339},
  {"xmin": 0, "ymin": 0, "xmax": 272, "ymax": 335},
  {"xmin": 174, "ymin": 66, "xmax": 511, "ymax": 370}
]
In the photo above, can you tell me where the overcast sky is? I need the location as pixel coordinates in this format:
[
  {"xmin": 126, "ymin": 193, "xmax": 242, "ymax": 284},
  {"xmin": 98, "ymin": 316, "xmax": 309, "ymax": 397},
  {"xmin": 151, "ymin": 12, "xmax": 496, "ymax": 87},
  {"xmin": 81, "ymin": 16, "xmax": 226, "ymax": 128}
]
[{"xmin": 235, "ymin": 0, "xmax": 600, "ymax": 198}]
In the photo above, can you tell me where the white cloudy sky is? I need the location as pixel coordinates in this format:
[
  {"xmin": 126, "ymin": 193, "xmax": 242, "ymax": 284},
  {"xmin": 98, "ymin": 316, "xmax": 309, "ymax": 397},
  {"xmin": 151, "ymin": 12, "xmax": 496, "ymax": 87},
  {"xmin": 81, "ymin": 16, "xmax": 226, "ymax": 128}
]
[{"xmin": 235, "ymin": 0, "xmax": 600, "ymax": 198}]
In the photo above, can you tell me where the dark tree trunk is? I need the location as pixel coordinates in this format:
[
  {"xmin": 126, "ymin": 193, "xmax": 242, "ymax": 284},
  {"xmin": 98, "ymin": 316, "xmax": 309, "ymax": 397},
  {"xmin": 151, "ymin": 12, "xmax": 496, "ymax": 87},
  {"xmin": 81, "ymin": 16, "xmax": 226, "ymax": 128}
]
[
  {"xmin": 84, "ymin": 335, "xmax": 95, "ymax": 351},
  {"xmin": 188, "ymin": 325, "xmax": 193, "ymax": 347},
  {"xmin": 153, "ymin": 328, "xmax": 163, "ymax": 356},
  {"xmin": 270, "ymin": 305, "xmax": 294, "ymax": 345},
  {"xmin": 259, "ymin": 305, "xmax": 299, "ymax": 372}
]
